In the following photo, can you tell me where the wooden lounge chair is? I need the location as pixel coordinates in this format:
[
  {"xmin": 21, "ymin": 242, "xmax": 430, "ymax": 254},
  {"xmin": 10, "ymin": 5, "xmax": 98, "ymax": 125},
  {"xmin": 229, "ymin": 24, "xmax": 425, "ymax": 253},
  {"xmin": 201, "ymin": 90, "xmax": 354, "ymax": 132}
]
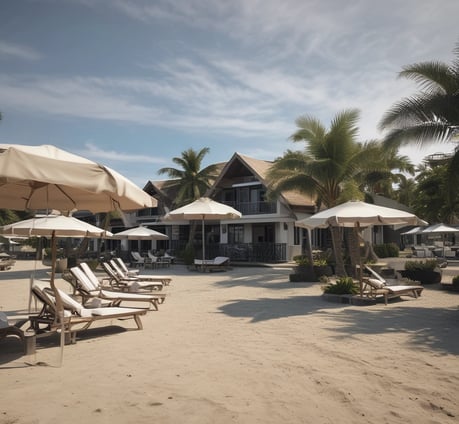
[
  {"xmin": 147, "ymin": 252, "xmax": 171, "ymax": 268},
  {"xmin": 0, "ymin": 311, "xmax": 27, "ymax": 350},
  {"xmin": 30, "ymin": 281, "xmax": 146, "ymax": 344},
  {"xmin": 109, "ymin": 259, "xmax": 172, "ymax": 286},
  {"xmin": 194, "ymin": 256, "xmax": 230, "ymax": 272},
  {"xmin": 100, "ymin": 262, "xmax": 165, "ymax": 292},
  {"xmin": 69, "ymin": 266, "xmax": 165, "ymax": 311},
  {"xmin": 362, "ymin": 265, "xmax": 424, "ymax": 305},
  {"xmin": 114, "ymin": 257, "xmax": 140, "ymax": 276},
  {"xmin": 130, "ymin": 251, "xmax": 145, "ymax": 267}
]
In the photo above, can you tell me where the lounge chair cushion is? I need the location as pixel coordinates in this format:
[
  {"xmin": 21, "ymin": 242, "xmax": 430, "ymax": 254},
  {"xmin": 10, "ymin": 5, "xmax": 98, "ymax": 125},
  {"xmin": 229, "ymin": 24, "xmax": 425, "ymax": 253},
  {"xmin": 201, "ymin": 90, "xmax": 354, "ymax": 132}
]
[{"xmin": 368, "ymin": 278, "xmax": 386, "ymax": 289}]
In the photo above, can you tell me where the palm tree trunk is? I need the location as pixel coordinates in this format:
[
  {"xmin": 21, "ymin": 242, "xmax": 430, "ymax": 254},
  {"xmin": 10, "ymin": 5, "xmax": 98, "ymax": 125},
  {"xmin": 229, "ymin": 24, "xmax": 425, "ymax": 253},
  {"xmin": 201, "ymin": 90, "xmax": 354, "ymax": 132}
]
[
  {"xmin": 330, "ymin": 226, "xmax": 346, "ymax": 276},
  {"xmin": 346, "ymin": 227, "xmax": 360, "ymax": 278}
]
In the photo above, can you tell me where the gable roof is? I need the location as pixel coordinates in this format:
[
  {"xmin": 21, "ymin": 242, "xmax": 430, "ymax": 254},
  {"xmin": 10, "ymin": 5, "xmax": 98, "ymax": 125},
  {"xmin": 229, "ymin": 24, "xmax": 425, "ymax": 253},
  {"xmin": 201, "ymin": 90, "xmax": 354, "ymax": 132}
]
[{"xmin": 207, "ymin": 152, "xmax": 316, "ymax": 209}]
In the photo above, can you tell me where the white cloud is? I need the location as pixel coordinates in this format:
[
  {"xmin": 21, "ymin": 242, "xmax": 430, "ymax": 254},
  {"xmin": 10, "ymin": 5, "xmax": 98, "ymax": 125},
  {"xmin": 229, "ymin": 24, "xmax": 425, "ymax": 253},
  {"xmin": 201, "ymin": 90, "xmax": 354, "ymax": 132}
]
[
  {"xmin": 0, "ymin": 41, "xmax": 41, "ymax": 61},
  {"xmin": 79, "ymin": 142, "xmax": 168, "ymax": 164}
]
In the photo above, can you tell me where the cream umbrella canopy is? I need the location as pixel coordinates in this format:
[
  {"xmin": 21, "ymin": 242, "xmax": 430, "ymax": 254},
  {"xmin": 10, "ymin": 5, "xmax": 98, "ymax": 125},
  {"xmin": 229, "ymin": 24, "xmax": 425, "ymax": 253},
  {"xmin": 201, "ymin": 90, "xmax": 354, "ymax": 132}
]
[
  {"xmin": 296, "ymin": 201, "xmax": 428, "ymax": 296},
  {"xmin": 163, "ymin": 197, "xmax": 241, "ymax": 262},
  {"xmin": 111, "ymin": 226, "xmax": 168, "ymax": 253},
  {"xmin": 1, "ymin": 215, "xmax": 112, "ymax": 365},
  {"xmin": 0, "ymin": 144, "xmax": 156, "ymax": 364},
  {"xmin": 0, "ymin": 144, "xmax": 156, "ymax": 213}
]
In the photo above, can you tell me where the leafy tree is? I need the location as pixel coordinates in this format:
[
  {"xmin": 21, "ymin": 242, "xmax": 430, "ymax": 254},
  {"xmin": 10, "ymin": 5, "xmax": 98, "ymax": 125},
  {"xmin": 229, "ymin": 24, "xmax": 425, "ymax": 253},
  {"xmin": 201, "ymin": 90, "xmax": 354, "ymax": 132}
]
[
  {"xmin": 267, "ymin": 109, "xmax": 382, "ymax": 275},
  {"xmin": 158, "ymin": 148, "xmax": 219, "ymax": 258},
  {"xmin": 412, "ymin": 163, "xmax": 458, "ymax": 224},
  {"xmin": 379, "ymin": 40, "xmax": 459, "ymax": 208},
  {"xmin": 158, "ymin": 148, "xmax": 219, "ymax": 208}
]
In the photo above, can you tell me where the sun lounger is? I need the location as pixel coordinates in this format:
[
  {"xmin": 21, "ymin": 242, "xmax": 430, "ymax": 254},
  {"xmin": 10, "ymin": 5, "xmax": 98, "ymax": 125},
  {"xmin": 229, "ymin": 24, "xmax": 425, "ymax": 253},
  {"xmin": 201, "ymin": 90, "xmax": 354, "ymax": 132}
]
[
  {"xmin": 130, "ymin": 251, "xmax": 145, "ymax": 267},
  {"xmin": 99, "ymin": 262, "xmax": 166, "ymax": 291},
  {"xmin": 0, "ymin": 311, "xmax": 27, "ymax": 349},
  {"xmin": 30, "ymin": 281, "xmax": 146, "ymax": 343},
  {"xmin": 193, "ymin": 256, "xmax": 230, "ymax": 272},
  {"xmin": 109, "ymin": 259, "xmax": 172, "ymax": 285},
  {"xmin": 114, "ymin": 257, "xmax": 140, "ymax": 276},
  {"xmin": 69, "ymin": 266, "xmax": 165, "ymax": 311},
  {"xmin": 362, "ymin": 265, "xmax": 423, "ymax": 305}
]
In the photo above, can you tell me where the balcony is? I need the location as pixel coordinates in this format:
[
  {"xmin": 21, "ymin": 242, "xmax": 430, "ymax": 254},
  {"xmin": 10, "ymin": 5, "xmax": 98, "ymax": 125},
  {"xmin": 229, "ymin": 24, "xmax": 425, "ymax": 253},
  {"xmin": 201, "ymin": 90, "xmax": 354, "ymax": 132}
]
[{"xmin": 221, "ymin": 201, "xmax": 276, "ymax": 215}]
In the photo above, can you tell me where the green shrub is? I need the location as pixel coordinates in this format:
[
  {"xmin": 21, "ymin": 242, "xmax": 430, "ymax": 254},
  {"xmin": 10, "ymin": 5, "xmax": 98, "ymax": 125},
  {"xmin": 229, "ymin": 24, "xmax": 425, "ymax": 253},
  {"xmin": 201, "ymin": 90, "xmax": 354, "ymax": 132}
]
[
  {"xmin": 183, "ymin": 245, "xmax": 195, "ymax": 266},
  {"xmin": 404, "ymin": 259, "xmax": 438, "ymax": 271},
  {"xmin": 452, "ymin": 275, "xmax": 459, "ymax": 288},
  {"xmin": 374, "ymin": 243, "xmax": 399, "ymax": 258},
  {"xmin": 293, "ymin": 253, "xmax": 328, "ymax": 267},
  {"xmin": 323, "ymin": 276, "xmax": 358, "ymax": 294}
]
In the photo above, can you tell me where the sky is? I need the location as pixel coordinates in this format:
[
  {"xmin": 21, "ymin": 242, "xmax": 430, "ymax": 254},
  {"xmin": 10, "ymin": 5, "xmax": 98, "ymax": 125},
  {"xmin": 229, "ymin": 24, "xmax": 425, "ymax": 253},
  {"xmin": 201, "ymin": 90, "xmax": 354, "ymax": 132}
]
[{"xmin": 1, "ymin": 0, "xmax": 458, "ymax": 188}]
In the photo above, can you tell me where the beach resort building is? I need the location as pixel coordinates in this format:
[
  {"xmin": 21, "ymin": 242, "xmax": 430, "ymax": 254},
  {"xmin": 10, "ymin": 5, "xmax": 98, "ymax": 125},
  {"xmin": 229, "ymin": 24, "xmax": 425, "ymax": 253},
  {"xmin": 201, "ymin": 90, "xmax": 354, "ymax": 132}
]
[{"xmin": 124, "ymin": 153, "xmax": 316, "ymax": 263}]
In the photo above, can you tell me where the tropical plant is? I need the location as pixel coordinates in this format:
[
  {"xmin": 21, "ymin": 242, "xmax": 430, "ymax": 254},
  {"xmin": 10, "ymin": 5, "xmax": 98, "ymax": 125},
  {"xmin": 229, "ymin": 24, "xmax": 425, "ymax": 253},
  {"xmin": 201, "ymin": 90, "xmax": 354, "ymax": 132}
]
[
  {"xmin": 158, "ymin": 148, "xmax": 219, "ymax": 258},
  {"xmin": 158, "ymin": 147, "xmax": 219, "ymax": 208},
  {"xmin": 404, "ymin": 259, "xmax": 438, "ymax": 271},
  {"xmin": 323, "ymin": 276, "xmax": 358, "ymax": 294},
  {"xmin": 267, "ymin": 109, "xmax": 384, "ymax": 276},
  {"xmin": 379, "ymin": 40, "xmax": 459, "ymax": 210}
]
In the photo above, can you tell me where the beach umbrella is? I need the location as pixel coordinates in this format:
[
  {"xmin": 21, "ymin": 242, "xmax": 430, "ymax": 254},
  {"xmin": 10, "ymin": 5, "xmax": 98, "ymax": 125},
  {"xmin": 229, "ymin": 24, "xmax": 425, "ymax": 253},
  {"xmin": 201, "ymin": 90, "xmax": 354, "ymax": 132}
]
[
  {"xmin": 296, "ymin": 201, "xmax": 427, "ymax": 229},
  {"xmin": 295, "ymin": 201, "xmax": 427, "ymax": 295},
  {"xmin": 0, "ymin": 144, "xmax": 156, "ymax": 213},
  {"xmin": 1, "ymin": 214, "xmax": 112, "ymax": 365},
  {"xmin": 0, "ymin": 143, "xmax": 156, "ymax": 365},
  {"xmin": 111, "ymin": 226, "xmax": 168, "ymax": 240},
  {"xmin": 163, "ymin": 197, "xmax": 241, "ymax": 263},
  {"xmin": 420, "ymin": 223, "xmax": 459, "ymax": 257},
  {"xmin": 111, "ymin": 226, "xmax": 168, "ymax": 253}
]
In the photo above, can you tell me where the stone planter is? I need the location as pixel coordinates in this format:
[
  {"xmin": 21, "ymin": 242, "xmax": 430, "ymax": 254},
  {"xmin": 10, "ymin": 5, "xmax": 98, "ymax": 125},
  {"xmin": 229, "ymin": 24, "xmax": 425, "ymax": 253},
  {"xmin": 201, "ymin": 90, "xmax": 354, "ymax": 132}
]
[
  {"xmin": 399, "ymin": 269, "xmax": 442, "ymax": 284},
  {"xmin": 289, "ymin": 265, "xmax": 317, "ymax": 282}
]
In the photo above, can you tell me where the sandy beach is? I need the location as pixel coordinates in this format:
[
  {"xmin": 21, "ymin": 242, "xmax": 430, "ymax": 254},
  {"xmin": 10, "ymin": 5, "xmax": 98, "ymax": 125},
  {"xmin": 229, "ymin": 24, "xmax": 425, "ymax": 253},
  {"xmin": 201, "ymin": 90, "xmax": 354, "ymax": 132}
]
[{"xmin": 1, "ymin": 259, "xmax": 458, "ymax": 424}]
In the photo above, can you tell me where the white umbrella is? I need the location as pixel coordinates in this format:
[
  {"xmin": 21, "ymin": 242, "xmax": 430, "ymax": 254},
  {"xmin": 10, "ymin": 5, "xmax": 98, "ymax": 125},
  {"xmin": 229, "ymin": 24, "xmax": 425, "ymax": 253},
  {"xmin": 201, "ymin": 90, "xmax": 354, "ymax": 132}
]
[
  {"xmin": 0, "ymin": 143, "xmax": 156, "ymax": 365},
  {"xmin": 1, "ymin": 214, "xmax": 112, "ymax": 365},
  {"xmin": 296, "ymin": 201, "xmax": 428, "ymax": 229},
  {"xmin": 111, "ymin": 226, "xmax": 168, "ymax": 240},
  {"xmin": 163, "ymin": 197, "xmax": 241, "ymax": 262},
  {"xmin": 111, "ymin": 226, "xmax": 168, "ymax": 253},
  {"xmin": 295, "ymin": 201, "xmax": 427, "ymax": 296},
  {"xmin": 420, "ymin": 223, "xmax": 459, "ymax": 257},
  {"xmin": 0, "ymin": 144, "xmax": 156, "ymax": 213}
]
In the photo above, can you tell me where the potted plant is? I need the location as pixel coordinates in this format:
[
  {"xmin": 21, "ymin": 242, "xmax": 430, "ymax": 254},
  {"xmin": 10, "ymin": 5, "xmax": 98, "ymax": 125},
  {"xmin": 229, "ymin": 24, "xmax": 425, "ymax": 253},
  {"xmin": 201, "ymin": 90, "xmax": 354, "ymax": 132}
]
[
  {"xmin": 289, "ymin": 253, "xmax": 333, "ymax": 282},
  {"xmin": 399, "ymin": 259, "xmax": 442, "ymax": 284}
]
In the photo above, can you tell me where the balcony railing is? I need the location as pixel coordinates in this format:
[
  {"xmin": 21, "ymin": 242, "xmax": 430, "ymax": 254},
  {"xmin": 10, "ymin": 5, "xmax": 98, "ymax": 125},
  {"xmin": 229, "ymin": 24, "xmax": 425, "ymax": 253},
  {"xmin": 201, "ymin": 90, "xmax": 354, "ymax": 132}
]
[{"xmin": 221, "ymin": 201, "xmax": 276, "ymax": 215}]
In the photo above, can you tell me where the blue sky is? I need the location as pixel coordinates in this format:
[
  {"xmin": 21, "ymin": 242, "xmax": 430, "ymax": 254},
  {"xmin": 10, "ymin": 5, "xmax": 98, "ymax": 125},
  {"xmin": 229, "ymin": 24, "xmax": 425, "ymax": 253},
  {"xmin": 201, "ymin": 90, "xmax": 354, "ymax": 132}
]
[{"xmin": 1, "ymin": 0, "xmax": 458, "ymax": 188}]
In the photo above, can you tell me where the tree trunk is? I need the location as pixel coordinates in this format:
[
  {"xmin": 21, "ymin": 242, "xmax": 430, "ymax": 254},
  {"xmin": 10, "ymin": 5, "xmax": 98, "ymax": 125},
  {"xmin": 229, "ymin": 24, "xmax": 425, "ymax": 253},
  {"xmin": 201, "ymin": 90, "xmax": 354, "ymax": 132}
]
[
  {"xmin": 330, "ymin": 226, "xmax": 346, "ymax": 276},
  {"xmin": 346, "ymin": 227, "xmax": 360, "ymax": 278},
  {"xmin": 303, "ymin": 229, "xmax": 314, "ymax": 274}
]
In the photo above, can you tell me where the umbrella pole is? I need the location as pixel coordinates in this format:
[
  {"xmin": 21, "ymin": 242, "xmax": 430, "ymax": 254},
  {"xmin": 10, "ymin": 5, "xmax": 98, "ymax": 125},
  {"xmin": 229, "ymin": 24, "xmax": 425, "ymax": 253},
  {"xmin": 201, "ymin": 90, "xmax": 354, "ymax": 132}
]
[
  {"xmin": 354, "ymin": 223, "xmax": 364, "ymax": 297},
  {"xmin": 50, "ymin": 232, "xmax": 65, "ymax": 367},
  {"xmin": 202, "ymin": 219, "xmax": 206, "ymax": 271}
]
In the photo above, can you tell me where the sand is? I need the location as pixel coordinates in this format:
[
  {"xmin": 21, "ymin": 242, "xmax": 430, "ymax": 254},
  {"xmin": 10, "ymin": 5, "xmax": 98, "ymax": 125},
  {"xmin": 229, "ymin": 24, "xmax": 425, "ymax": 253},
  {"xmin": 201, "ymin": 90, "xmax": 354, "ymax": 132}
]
[{"xmin": 1, "ymin": 259, "xmax": 458, "ymax": 424}]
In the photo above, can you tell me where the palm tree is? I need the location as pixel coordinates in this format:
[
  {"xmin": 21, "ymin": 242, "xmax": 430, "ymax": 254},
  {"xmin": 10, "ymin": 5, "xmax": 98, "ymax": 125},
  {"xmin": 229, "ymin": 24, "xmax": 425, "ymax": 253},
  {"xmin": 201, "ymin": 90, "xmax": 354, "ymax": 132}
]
[
  {"xmin": 158, "ymin": 147, "xmax": 219, "ymax": 208},
  {"xmin": 356, "ymin": 143, "xmax": 415, "ymax": 198},
  {"xmin": 379, "ymin": 40, "xmax": 459, "ymax": 208},
  {"xmin": 268, "ymin": 109, "xmax": 382, "ymax": 276},
  {"xmin": 158, "ymin": 147, "xmax": 219, "ymax": 256}
]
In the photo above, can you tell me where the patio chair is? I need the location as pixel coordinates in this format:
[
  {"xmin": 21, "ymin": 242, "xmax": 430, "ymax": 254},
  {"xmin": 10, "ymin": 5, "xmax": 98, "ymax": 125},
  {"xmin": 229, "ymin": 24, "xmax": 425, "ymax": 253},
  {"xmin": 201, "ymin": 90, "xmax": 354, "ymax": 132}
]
[
  {"xmin": 130, "ymin": 251, "xmax": 145, "ymax": 267},
  {"xmin": 0, "ymin": 311, "xmax": 27, "ymax": 349},
  {"xmin": 114, "ymin": 257, "xmax": 140, "ymax": 276},
  {"xmin": 109, "ymin": 259, "xmax": 172, "ymax": 285},
  {"xmin": 193, "ymin": 256, "xmax": 230, "ymax": 272},
  {"xmin": 147, "ymin": 252, "xmax": 170, "ymax": 268},
  {"xmin": 30, "ymin": 281, "xmax": 146, "ymax": 344},
  {"xmin": 69, "ymin": 266, "xmax": 165, "ymax": 311},
  {"xmin": 101, "ymin": 262, "xmax": 165, "ymax": 292},
  {"xmin": 362, "ymin": 265, "xmax": 424, "ymax": 305}
]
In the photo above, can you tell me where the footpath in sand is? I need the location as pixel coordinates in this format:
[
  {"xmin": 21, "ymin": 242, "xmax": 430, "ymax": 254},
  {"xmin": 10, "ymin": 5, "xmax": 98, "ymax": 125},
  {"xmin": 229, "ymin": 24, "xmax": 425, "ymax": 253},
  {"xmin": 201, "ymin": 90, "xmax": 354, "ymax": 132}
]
[{"xmin": 0, "ymin": 259, "xmax": 458, "ymax": 424}]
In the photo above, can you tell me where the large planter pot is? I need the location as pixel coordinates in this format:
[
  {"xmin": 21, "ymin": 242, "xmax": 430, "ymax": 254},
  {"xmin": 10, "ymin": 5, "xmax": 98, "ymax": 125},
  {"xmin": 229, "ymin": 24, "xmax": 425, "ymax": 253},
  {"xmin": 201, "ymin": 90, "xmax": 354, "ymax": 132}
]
[
  {"xmin": 55, "ymin": 258, "xmax": 68, "ymax": 273},
  {"xmin": 399, "ymin": 269, "xmax": 442, "ymax": 284},
  {"xmin": 313, "ymin": 265, "xmax": 333, "ymax": 277},
  {"xmin": 289, "ymin": 266, "xmax": 317, "ymax": 282}
]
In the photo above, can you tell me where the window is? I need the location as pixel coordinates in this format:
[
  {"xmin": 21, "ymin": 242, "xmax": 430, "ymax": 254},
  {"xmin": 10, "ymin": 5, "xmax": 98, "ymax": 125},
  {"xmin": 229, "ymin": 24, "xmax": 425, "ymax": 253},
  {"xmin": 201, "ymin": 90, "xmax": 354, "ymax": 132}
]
[{"xmin": 228, "ymin": 224, "xmax": 244, "ymax": 243}]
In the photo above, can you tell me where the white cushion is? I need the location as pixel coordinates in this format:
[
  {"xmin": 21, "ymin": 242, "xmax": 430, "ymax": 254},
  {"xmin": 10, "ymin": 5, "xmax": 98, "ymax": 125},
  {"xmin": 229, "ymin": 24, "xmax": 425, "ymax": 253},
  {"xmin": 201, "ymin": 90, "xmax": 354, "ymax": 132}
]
[{"xmin": 368, "ymin": 278, "xmax": 386, "ymax": 289}]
